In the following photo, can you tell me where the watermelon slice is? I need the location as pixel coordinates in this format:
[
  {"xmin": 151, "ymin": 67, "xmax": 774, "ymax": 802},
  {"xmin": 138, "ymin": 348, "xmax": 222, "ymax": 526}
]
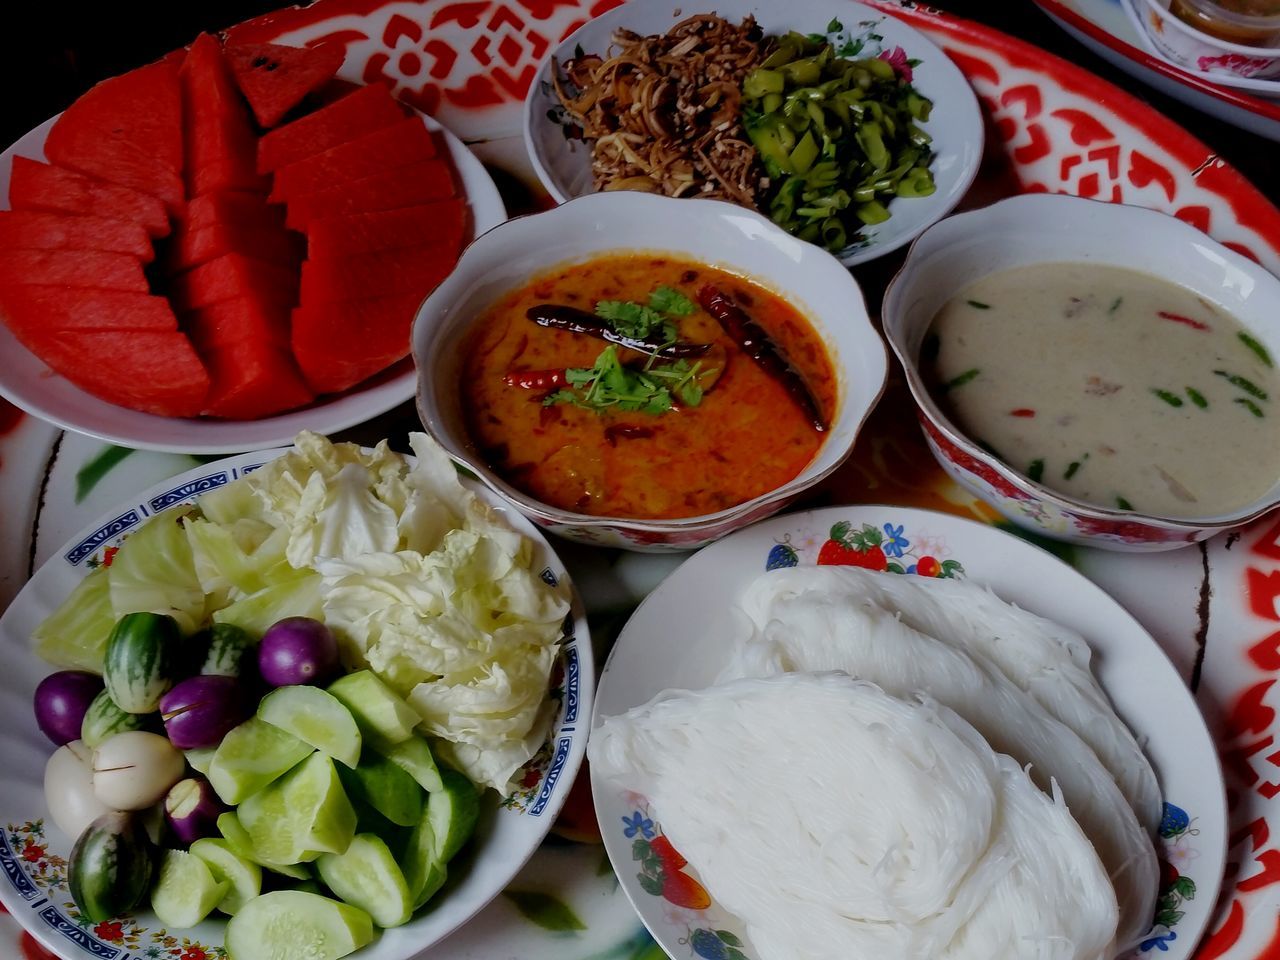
[
  {"xmin": 166, "ymin": 221, "xmax": 303, "ymax": 274},
  {"xmin": 284, "ymin": 158, "xmax": 458, "ymax": 231},
  {"xmin": 306, "ymin": 200, "xmax": 466, "ymax": 260},
  {"xmin": 257, "ymin": 84, "xmax": 406, "ymax": 173},
  {"xmin": 198, "ymin": 338, "xmax": 315, "ymax": 419},
  {"xmin": 182, "ymin": 34, "xmax": 268, "ymax": 197},
  {"xmin": 182, "ymin": 191, "xmax": 287, "ymax": 233},
  {"xmin": 269, "ymin": 118, "xmax": 438, "ymax": 203},
  {"xmin": 225, "ymin": 41, "xmax": 346, "ymax": 129},
  {"xmin": 298, "ymin": 243, "xmax": 456, "ymax": 303},
  {"xmin": 183, "ymin": 296, "xmax": 291, "ymax": 351},
  {"xmin": 0, "ymin": 211, "xmax": 153, "ymax": 261},
  {"xmin": 0, "ymin": 249, "xmax": 148, "ymax": 292},
  {"xmin": 169, "ymin": 253, "xmax": 299, "ymax": 313},
  {"xmin": 8, "ymin": 158, "xmax": 171, "ymax": 238},
  {"xmin": 43, "ymin": 60, "xmax": 185, "ymax": 213},
  {"xmin": 29, "ymin": 329, "xmax": 209, "ymax": 417},
  {"xmin": 0, "ymin": 287, "xmax": 176, "ymax": 332},
  {"xmin": 292, "ymin": 293, "xmax": 423, "ymax": 393}
]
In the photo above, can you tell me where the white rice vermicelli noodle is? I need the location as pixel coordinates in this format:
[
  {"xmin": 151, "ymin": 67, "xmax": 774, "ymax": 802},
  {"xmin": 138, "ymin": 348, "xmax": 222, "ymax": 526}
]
[
  {"xmin": 743, "ymin": 566, "xmax": 1162, "ymax": 833},
  {"xmin": 590, "ymin": 673, "xmax": 1119, "ymax": 960},
  {"xmin": 721, "ymin": 574, "xmax": 1159, "ymax": 949}
]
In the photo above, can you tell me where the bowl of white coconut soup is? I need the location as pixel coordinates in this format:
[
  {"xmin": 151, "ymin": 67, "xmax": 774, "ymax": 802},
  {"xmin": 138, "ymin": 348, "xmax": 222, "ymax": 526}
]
[{"xmin": 882, "ymin": 193, "xmax": 1280, "ymax": 551}]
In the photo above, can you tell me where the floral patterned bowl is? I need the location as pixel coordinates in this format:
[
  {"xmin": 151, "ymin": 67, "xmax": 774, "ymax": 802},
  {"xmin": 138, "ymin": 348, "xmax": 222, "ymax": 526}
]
[
  {"xmin": 411, "ymin": 191, "xmax": 888, "ymax": 552},
  {"xmin": 881, "ymin": 193, "xmax": 1280, "ymax": 552},
  {"xmin": 1125, "ymin": 0, "xmax": 1280, "ymax": 81}
]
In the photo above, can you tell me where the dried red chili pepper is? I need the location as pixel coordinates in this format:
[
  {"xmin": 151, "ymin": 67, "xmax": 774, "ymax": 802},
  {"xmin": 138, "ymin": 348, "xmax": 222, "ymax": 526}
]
[
  {"xmin": 526, "ymin": 304, "xmax": 711, "ymax": 358},
  {"xmin": 696, "ymin": 285, "xmax": 826, "ymax": 432}
]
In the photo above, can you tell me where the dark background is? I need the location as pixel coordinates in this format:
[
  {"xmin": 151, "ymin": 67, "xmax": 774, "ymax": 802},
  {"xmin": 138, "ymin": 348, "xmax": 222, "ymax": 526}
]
[{"xmin": 0, "ymin": 2, "xmax": 1271, "ymax": 197}]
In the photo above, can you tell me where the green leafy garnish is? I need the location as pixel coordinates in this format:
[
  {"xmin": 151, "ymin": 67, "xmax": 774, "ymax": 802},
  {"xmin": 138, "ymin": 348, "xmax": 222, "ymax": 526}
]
[
  {"xmin": 1235, "ymin": 397, "xmax": 1265, "ymax": 418},
  {"xmin": 941, "ymin": 368, "xmax": 980, "ymax": 392},
  {"xmin": 545, "ymin": 346, "xmax": 710, "ymax": 415},
  {"xmin": 1239, "ymin": 331, "xmax": 1273, "ymax": 368},
  {"xmin": 1186, "ymin": 387, "xmax": 1208, "ymax": 409},
  {"xmin": 1116, "ymin": 496, "xmax": 1134, "ymax": 511},
  {"xmin": 594, "ymin": 300, "xmax": 675, "ymax": 342},
  {"xmin": 1064, "ymin": 455, "xmax": 1088, "ymax": 480},
  {"xmin": 1027, "ymin": 459, "xmax": 1045, "ymax": 483},
  {"xmin": 1150, "ymin": 388, "xmax": 1184, "ymax": 408},
  {"xmin": 1215, "ymin": 370, "xmax": 1268, "ymax": 400},
  {"xmin": 966, "ymin": 300, "xmax": 991, "ymax": 310},
  {"xmin": 648, "ymin": 285, "xmax": 696, "ymax": 316}
]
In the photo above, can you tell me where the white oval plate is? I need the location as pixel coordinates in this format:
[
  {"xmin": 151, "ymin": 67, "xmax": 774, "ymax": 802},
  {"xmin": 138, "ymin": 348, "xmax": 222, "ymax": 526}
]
[
  {"xmin": 523, "ymin": 0, "xmax": 983, "ymax": 267},
  {"xmin": 0, "ymin": 108, "xmax": 507, "ymax": 454},
  {"xmin": 0, "ymin": 447, "xmax": 592, "ymax": 960},
  {"xmin": 591, "ymin": 504, "xmax": 1227, "ymax": 960}
]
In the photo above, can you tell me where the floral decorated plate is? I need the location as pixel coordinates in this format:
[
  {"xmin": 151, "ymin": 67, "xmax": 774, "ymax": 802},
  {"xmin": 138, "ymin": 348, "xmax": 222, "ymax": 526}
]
[
  {"xmin": 0, "ymin": 448, "xmax": 592, "ymax": 960},
  {"xmin": 591, "ymin": 505, "xmax": 1227, "ymax": 960},
  {"xmin": 0, "ymin": 110, "xmax": 506, "ymax": 455},
  {"xmin": 523, "ymin": 0, "xmax": 984, "ymax": 266}
]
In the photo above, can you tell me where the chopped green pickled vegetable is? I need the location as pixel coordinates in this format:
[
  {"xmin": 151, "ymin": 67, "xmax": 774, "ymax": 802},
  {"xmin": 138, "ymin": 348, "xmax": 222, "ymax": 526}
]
[{"xmin": 743, "ymin": 30, "xmax": 935, "ymax": 252}]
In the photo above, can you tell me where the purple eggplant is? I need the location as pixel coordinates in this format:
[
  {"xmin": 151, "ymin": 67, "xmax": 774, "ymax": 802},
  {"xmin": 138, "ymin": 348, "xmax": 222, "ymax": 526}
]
[
  {"xmin": 258, "ymin": 617, "xmax": 339, "ymax": 687},
  {"xmin": 164, "ymin": 777, "xmax": 225, "ymax": 846},
  {"xmin": 34, "ymin": 671, "xmax": 104, "ymax": 745},
  {"xmin": 159, "ymin": 675, "xmax": 250, "ymax": 750}
]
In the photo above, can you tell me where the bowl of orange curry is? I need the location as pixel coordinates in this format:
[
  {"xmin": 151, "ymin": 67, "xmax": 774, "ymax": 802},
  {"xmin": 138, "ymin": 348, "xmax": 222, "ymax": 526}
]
[{"xmin": 411, "ymin": 191, "xmax": 887, "ymax": 550}]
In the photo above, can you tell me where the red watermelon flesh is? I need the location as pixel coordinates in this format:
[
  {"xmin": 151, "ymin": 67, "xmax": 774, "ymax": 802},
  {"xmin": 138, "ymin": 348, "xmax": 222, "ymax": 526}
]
[
  {"xmin": 292, "ymin": 293, "xmax": 423, "ymax": 393},
  {"xmin": 299, "ymin": 242, "xmax": 456, "ymax": 303},
  {"xmin": 33, "ymin": 330, "xmax": 209, "ymax": 417},
  {"xmin": 182, "ymin": 190, "xmax": 287, "ymax": 233},
  {"xmin": 0, "ymin": 287, "xmax": 177, "ymax": 333},
  {"xmin": 269, "ymin": 118, "xmax": 438, "ymax": 203},
  {"xmin": 166, "ymin": 221, "xmax": 303, "ymax": 274},
  {"xmin": 183, "ymin": 296, "xmax": 291, "ymax": 352},
  {"xmin": 0, "ymin": 211, "xmax": 153, "ymax": 261},
  {"xmin": 0, "ymin": 249, "xmax": 149, "ymax": 292},
  {"xmin": 182, "ymin": 34, "xmax": 268, "ymax": 197},
  {"xmin": 8, "ymin": 158, "xmax": 171, "ymax": 238},
  {"xmin": 306, "ymin": 200, "xmax": 466, "ymax": 261},
  {"xmin": 257, "ymin": 83, "xmax": 406, "ymax": 173},
  {"xmin": 284, "ymin": 158, "xmax": 458, "ymax": 231},
  {"xmin": 44, "ymin": 60, "xmax": 185, "ymax": 213},
  {"xmin": 169, "ymin": 253, "xmax": 298, "ymax": 313},
  {"xmin": 198, "ymin": 338, "xmax": 315, "ymax": 419},
  {"xmin": 225, "ymin": 41, "xmax": 346, "ymax": 129}
]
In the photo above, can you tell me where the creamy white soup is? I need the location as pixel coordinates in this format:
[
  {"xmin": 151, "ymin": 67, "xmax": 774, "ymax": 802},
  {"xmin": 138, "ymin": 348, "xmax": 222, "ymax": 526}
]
[{"xmin": 926, "ymin": 262, "xmax": 1280, "ymax": 518}]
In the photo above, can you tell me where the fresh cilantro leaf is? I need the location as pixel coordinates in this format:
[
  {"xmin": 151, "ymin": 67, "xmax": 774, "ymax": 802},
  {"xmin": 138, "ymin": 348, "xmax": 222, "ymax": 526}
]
[
  {"xmin": 826, "ymin": 17, "xmax": 844, "ymax": 33},
  {"xmin": 544, "ymin": 347, "xmax": 716, "ymax": 415},
  {"xmin": 595, "ymin": 300, "xmax": 672, "ymax": 340},
  {"xmin": 648, "ymin": 285, "xmax": 696, "ymax": 316}
]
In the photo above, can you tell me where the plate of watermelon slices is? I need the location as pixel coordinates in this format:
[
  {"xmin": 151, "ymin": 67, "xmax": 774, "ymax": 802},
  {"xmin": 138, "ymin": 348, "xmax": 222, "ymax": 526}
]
[{"xmin": 0, "ymin": 35, "xmax": 506, "ymax": 454}]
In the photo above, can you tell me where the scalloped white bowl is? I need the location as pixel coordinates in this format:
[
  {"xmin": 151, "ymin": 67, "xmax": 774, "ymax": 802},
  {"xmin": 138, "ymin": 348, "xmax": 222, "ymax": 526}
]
[{"xmin": 412, "ymin": 191, "xmax": 888, "ymax": 551}]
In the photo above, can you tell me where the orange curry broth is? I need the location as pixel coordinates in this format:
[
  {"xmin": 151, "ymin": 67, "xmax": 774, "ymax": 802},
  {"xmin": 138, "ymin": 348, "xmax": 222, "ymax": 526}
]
[{"xmin": 460, "ymin": 254, "xmax": 837, "ymax": 519}]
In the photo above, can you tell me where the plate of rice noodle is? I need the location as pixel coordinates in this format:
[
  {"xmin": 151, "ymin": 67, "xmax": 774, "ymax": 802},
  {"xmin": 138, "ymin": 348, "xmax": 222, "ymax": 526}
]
[
  {"xmin": 590, "ymin": 505, "xmax": 1227, "ymax": 960},
  {"xmin": 523, "ymin": 0, "xmax": 984, "ymax": 266}
]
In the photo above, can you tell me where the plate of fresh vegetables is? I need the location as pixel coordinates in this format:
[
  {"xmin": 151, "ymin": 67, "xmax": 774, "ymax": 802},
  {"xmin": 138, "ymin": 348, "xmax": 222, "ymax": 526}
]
[
  {"xmin": 0, "ymin": 431, "xmax": 591, "ymax": 960},
  {"xmin": 523, "ymin": 0, "xmax": 983, "ymax": 265}
]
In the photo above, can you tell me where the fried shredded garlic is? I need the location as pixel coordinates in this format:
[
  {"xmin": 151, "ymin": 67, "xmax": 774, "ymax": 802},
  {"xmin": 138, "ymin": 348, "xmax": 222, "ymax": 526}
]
[{"xmin": 552, "ymin": 14, "xmax": 768, "ymax": 205}]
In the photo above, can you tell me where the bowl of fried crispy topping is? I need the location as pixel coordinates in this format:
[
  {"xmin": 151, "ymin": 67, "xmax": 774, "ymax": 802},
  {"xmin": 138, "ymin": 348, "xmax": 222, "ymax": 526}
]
[{"xmin": 524, "ymin": 0, "xmax": 984, "ymax": 266}]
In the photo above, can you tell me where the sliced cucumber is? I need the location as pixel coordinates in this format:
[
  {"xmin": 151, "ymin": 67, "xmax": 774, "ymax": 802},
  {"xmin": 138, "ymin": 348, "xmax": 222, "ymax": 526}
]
[
  {"xmin": 225, "ymin": 890, "xmax": 373, "ymax": 960},
  {"xmin": 428, "ymin": 769, "xmax": 480, "ymax": 863},
  {"xmin": 402, "ymin": 815, "xmax": 448, "ymax": 910},
  {"xmin": 217, "ymin": 811, "xmax": 309, "ymax": 880},
  {"xmin": 338, "ymin": 752, "xmax": 423, "ymax": 827},
  {"xmin": 209, "ymin": 717, "xmax": 311, "ymax": 804},
  {"xmin": 190, "ymin": 838, "xmax": 261, "ymax": 915},
  {"xmin": 374, "ymin": 735, "xmax": 444, "ymax": 794},
  {"xmin": 327, "ymin": 671, "xmax": 417, "ymax": 745},
  {"xmin": 185, "ymin": 746, "xmax": 216, "ymax": 777},
  {"xmin": 239, "ymin": 753, "xmax": 356, "ymax": 865},
  {"xmin": 317, "ymin": 833, "xmax": 413, "ymax": 928},
  {"xmin": 259, "ymin": 686, "xmax": 362, "ymax": 769},
  {"xmin": 151, "ymin": 849, "xmax": 229, "ymax": 929}
]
